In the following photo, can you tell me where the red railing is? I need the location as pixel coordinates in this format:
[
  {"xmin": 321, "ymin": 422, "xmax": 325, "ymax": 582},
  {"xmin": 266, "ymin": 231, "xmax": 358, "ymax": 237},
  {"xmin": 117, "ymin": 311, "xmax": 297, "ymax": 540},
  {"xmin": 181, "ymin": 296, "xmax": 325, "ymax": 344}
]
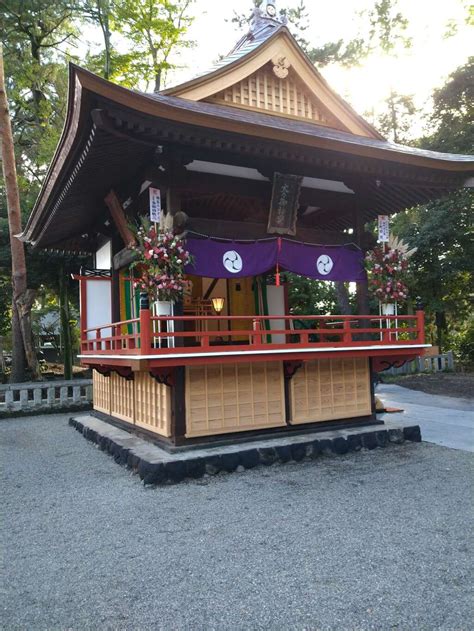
[{"xmin": 80, "ymin": 310, "xmax": 425, "ymax": 356}]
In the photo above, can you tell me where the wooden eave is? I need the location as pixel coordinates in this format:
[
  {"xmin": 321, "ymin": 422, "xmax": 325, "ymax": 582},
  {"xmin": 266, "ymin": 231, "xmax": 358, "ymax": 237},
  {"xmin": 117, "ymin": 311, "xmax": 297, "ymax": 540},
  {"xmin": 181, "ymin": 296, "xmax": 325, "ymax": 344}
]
[
  {"xmin": 23, "ymin": 65, "xmax": 474, "ymax": 249},
  {"xmin": 161, "ymin": 27, "xmax": 382, "ymax": 139}
]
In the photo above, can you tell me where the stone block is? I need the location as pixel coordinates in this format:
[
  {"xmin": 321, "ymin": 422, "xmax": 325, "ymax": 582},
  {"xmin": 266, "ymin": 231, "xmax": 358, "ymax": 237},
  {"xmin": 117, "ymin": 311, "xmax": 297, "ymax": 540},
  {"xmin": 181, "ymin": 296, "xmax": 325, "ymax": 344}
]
[
  {"xmin": 205, "ymin": 456, "xmax": 222, "ymax": 475},
  {"xmin": 319, "ymin": 439, "xmax": 333, "ymax": 454},
  {"xmin": 186, "ymin": 458, "xmax": 206, "ymax": 479},
  {"xmin": 290, "ymin": 442, "xmax": 306, "ymax": 462},
  {"xmin": 403, "ymin": 425, "xmax": 421, "ymax": 442},
  {"xmin": 347, "ymin": 434, "xmax": 362, "ymax": 452},
  {"xmin": 220, "ymin": 452, "xmax": 241, "ymax": 473},
  {"xmin": 388, "ymin": 428, "xmax": 404, "ymax": 444},
  {"xmin": 240, "ymin": 449, "xmax": 260, "ymax": 469},
  {"xmin": 310, "ymin": 440, "xmax": 322, "ymax": 458},
  {"xmin": 275, "ymin": 445, "xmax": 292, "ymax": 463},
  {"xmin": 361, "ymin": 432, "xmax": 377, "ymax": 450},
  {"xmin": 375, "ymin": 430, "xmax": 389, "ymax": 448},
  {"xmin": 258, "ymin": 447, "xmax": 277, "ymax": 466},
  {"xmin": 332, "ymin": 436, "xmax": 349, "ymax": 455},
  {"xmin": 127, "ymin": 452, "xmax": 140, "ymax": 470},
  {"xmin": 164, "ymin": 460, "xmax": 187, "ymax": 483},
  {"xmin": 140, "ymin": 461, "xmax": 166, "ymax": 485}
]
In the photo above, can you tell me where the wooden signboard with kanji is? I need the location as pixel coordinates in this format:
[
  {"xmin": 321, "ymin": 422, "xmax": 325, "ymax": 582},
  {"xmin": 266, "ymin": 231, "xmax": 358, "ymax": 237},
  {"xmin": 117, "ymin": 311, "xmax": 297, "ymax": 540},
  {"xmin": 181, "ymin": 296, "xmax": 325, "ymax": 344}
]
[{"xmin": 267, "ymin": 172, "xmax": 303, "ymax": 236}]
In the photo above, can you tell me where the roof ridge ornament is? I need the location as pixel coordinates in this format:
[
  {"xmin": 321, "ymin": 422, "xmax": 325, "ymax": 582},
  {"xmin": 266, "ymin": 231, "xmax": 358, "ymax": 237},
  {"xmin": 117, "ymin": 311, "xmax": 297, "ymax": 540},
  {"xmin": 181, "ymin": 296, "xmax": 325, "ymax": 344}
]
[{"xmin": 249, "ymin": 0, "xmax": 285, "ymax": 34}]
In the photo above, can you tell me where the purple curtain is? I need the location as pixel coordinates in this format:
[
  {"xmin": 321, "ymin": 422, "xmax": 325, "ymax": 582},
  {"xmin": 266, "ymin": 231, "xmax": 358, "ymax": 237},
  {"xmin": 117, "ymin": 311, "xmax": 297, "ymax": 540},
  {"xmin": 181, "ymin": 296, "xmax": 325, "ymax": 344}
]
[
  {"xmin": 186, "ymin": 238, "xmax": 278, "ymax": 278},
  {"xmin": 279, "ymin": 240, "xmax": 366, "ymax": 281},
  {"xmin": 185, "ymin": 237, "xmax": 366, "ymax": 281}
]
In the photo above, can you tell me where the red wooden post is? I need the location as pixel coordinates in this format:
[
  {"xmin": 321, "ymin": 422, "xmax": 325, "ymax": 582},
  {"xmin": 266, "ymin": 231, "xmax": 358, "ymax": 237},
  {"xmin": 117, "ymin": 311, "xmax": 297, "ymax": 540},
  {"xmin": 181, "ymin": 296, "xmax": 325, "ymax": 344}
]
[
  {"xmin": 342, "ymin": 319, "xmax": 352, "ymax": 344},
  {"xmin": 140, "ymin": 308, "xmax": 151, "ymax": 354},
  {"xmin": 416, "ymin": 310, "xmax": 425, "ymax": 344},
  {"xmin": 252, "ymin": 319, "xmax": 263, "ymax": 345},
  {"xmin": 95, "ymin": 328, "xmax": 101, "ymax": 352}
]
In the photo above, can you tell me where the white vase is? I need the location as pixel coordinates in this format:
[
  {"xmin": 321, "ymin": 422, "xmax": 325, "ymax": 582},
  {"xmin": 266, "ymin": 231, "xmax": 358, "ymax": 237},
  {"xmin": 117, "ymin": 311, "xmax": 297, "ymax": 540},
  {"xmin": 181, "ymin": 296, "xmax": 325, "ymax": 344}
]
[
  {"xmin": 152, "ymin": 300, "xmax": 175, "ymax": 348},
  {"xmin": 381, "ymin": 303, "xmax": 396, "ymax": 316}
]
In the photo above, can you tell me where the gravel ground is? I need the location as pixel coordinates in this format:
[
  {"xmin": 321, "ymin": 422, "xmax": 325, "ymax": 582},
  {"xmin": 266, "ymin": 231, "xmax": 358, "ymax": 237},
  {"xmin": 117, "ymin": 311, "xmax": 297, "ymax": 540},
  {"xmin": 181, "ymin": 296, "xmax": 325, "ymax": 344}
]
[
  {"xmin": 383, "ymin": 372, "xmax": 474, "ymax": 400},
  {"xmin": 1, "ymin": 414, "xmax": 473, "ymax": 631}
]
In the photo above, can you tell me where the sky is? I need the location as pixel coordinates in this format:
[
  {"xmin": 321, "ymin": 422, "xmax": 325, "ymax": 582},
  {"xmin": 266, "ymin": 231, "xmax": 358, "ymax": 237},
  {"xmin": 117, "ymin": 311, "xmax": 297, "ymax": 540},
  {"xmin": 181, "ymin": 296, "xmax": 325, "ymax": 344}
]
[
  {"xmin": 167, "ymin": 0, "xmax": 472, "ymax": 134},
  {"xmin": 85, "ymin": 0, "xmax": 473, "ymax": 137}
]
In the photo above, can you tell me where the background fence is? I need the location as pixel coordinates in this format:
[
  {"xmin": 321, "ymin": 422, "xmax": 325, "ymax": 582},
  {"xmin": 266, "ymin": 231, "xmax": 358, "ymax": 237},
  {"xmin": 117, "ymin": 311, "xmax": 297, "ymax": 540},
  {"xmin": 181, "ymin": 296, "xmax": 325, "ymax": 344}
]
[
  {"xmin": 383, "ymin": 351, "xmax": 455, "ymax": 376},
  {"xmin": 0, "ymin": 379, "xmax": 92, "ymax": 415}
]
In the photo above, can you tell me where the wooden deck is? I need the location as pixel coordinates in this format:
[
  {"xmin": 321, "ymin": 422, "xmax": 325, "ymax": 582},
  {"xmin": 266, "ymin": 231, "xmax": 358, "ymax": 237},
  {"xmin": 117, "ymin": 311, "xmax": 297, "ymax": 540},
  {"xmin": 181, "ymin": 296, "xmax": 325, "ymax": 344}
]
[{"xmin": 79, "ymin": 310, "xmax": 427, "ymax": 369}]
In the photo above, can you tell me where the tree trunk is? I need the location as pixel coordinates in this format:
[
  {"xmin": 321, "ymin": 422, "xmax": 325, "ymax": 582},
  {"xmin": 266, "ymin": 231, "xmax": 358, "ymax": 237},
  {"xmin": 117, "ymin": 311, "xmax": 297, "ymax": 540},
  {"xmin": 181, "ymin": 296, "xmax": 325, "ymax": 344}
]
[
  {"xmin": 435, "ymin": 310, "xmax": 446, "ymax": 353},
  {"xmin": 10, "ymin": 302, "xmax": 26, "ymax": 382},
  {"xmin": 335, "ymin": 281, "xmax": 351, "ymax": 315},
  {"xmin": 389, "ymin": 89, "xmax": 399, "ymax": 144},
  {"xmin": 16, "ymin": 289, "xmax": 41, "ymax": 379},
  {"xmin": 0, "ymin": 45, "xmax": 40, "ymax": 382},
  {"xmin": 97, "ymin": 0, "xmax": 112, "ymax": 79},
  {"xmin": 59, "ymin": 265, "xmax": 73, "ymax": 380}
]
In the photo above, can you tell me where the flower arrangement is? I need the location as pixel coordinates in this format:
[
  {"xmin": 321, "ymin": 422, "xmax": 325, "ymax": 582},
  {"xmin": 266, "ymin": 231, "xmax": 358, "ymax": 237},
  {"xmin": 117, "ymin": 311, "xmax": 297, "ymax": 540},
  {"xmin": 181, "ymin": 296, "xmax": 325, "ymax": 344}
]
[
  {"xmin": 365, "ymin": 235, "xmax": 416, "ymax": 304},
  {"xmin": 130, "ymin": 218, "xmax": 193, "ymax": 303}
]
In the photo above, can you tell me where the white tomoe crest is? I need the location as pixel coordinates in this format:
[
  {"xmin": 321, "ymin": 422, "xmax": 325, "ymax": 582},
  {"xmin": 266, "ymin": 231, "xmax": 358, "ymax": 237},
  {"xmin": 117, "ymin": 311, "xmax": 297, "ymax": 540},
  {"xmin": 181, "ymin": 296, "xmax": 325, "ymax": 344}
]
[
  {"xmin": 316, "ymin": 254, "xmax": 334, "ymax": 275},
  {"xmin": 223, "ymin": 250, "xmax": 243, "ymax": 274}
]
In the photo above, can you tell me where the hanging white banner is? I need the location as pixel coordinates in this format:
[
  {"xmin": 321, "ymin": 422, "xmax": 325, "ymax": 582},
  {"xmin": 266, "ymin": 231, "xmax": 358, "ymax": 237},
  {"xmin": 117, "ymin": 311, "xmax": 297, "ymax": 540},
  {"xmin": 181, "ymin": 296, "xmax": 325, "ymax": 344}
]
[
  {"xmin": 378, "ymin": 215, "xmax": 390, "ymax": 242},
  {"xmin": 149, "ymin": 187, "xmax": 161, "ymax": 223}
]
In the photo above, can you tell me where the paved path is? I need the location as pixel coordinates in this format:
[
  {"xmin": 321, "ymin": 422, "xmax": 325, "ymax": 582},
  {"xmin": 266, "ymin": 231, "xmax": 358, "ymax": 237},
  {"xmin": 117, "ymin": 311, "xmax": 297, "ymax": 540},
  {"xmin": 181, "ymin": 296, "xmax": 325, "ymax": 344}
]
[
  {"xmin": 1, "ymin": 413, "xmax": 473, "ymax": 630},
  {"xmin": 376, "ymin": 383, "xmax": 474, "ymax": 452}
]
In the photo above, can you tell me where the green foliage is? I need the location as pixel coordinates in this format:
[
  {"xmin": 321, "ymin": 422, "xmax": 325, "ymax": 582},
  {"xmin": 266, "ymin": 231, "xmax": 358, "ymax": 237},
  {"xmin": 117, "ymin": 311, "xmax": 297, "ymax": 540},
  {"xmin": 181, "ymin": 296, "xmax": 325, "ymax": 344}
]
[
  {"xmin": 419, "ymin": 57, "xmax": 473, "ymax": 155},
  {"xmin": 390, "ymin": 57, "xmax": 474, "ymax": 351},
  {"xmin": 375, "ymin": 90, "xmax": 417, "ymax": 144},
  {"xmin": 285, "ymin": 274, "xmax": 339, "ymax": 316},
  {"xmin": 392, "ymin": 189, "xmax": 474, "ymax": 350},
  {"xmin": 367, "ymin": 0, "xmax": 411, "ymax": 55},
  {"xmin": 112, "ymin": 0, "xmax": 195, "ymax": 91},
  {"xmin": 456, "ymin": 319, "xmax": 474, "ymax": 366}
]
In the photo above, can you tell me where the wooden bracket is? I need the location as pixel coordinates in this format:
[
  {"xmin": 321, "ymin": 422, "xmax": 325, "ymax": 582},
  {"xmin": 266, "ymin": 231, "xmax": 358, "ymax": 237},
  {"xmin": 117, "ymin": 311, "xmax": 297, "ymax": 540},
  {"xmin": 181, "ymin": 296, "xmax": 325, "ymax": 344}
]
[
  {"xmin": 150, "ymin": 368, "xmax": 175, "ymax": 387},
  {"xmin": 94, "ymin": 365, "xmax": 111, "ymax": 378},
  {"xmin": 111, "ymin": 366, "xmax": 134, "ymax": 381},
  {"xmin": 94, "ymin": 365, "xmax": 135, "ymax": 381},
  {"xmin": 104, "ymin": 190, "xmax": 136, "ymax": 248},
  {"xmin": 283, "ymin": 360, "xmax": 303, "ymax": 380}
]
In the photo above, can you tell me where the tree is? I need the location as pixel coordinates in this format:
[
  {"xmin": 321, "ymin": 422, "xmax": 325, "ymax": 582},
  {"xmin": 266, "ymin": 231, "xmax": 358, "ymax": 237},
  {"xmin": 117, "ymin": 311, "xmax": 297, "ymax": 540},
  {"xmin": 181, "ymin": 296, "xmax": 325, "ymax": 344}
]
[
  {"xmin": 420, "ymin": 57, "xmax": 473, "ymax": 155},
  {"xmin": 1, "ymin": 1, "xmax": 77, "ymax": 378},
  {"xmin": 376, "ymin": 90, "xmax": 417, "ymax": 144},
  {"xmin": 75, "ymin": 0, "xmax": 113, "ymax": 79},
  {"xmin": 113, "ymin": 0, "xmax": 195, "ymax": 91},
  {"xmin": 392, "ymin": 190, "xmax": 473, "ymax": 351},
  {"xmin": 391, "ymin": 58, "xmax": 473, "ymax": 352},
  {"xmin": 0, "ymin": 45, "xmax": 41, "ymax": 381}
]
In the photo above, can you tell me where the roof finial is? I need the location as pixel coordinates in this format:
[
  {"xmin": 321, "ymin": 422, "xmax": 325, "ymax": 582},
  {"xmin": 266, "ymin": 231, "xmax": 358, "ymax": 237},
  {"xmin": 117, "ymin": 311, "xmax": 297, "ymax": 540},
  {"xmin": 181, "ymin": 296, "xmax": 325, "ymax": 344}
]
[
  {"xmin": 265, "ymin": 1, "xmax": 277, "ymax": 18},
  {"xmin": 250, "ymin": 0, "xmax": 283, "ymax": 33}
]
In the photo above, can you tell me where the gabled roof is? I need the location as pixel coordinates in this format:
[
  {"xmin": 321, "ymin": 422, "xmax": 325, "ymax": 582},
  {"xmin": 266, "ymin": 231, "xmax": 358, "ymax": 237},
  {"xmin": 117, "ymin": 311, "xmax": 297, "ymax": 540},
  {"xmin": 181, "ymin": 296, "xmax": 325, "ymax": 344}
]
[
  {"xmin": 162, "ymin": 18, "xmax": 382, "ymax": 139},
  {"xmin": 183, "ymin": 16, "xmax": 284, "ymax": 84}
]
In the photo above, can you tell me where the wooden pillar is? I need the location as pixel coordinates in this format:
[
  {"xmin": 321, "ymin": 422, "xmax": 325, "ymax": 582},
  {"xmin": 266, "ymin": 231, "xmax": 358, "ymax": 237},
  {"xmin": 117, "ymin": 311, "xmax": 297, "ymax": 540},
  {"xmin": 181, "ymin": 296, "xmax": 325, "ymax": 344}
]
[
  {"xmin": 352, "ymin": 188, "xmax": 371, "ymax": 316},
  {"xmin": 167, "ymin": 185, "xmax": 187, "ymax": 443},
  {"xmin": 111, "ymin": 234, "xmax": 122, "ymax": 323},
  {"xmin": 171, "ymin": 367, "xmax": 186, "ymax": 444}
]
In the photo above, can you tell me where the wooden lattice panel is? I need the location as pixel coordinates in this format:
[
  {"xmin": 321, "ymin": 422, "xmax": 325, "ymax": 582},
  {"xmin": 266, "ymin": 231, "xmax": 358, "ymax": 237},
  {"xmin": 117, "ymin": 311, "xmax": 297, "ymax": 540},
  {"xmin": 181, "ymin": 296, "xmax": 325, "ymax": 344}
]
[
  {"xmin": 207, "ymin": 63, "xmax": 341, "ymax": 128},
  {"xmin": 134, "ymin": 372, "xmax": 171, "ymax": 437},
  {"xmin": 110, "ymin": 372, "xmax": 134, "ymax": 423},
  {"xmin": 92, "ymin": 370, "xmax": 111, "ymax": 414},
  {"xmin": 290, "ymin": 358, "xmax": 372, "ymax": 424},
  {"xmin": 185, "ymin": 361, "xmax": 286, "ymax": 437}
]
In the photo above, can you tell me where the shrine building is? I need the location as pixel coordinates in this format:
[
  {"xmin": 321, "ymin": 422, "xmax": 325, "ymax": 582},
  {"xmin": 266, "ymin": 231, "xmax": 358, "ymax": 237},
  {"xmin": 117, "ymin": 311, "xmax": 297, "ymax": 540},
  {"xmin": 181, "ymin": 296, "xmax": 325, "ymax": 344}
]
[{"xmin": 23, "ymin": 1, "xmax": 474, "ymax": 446}]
